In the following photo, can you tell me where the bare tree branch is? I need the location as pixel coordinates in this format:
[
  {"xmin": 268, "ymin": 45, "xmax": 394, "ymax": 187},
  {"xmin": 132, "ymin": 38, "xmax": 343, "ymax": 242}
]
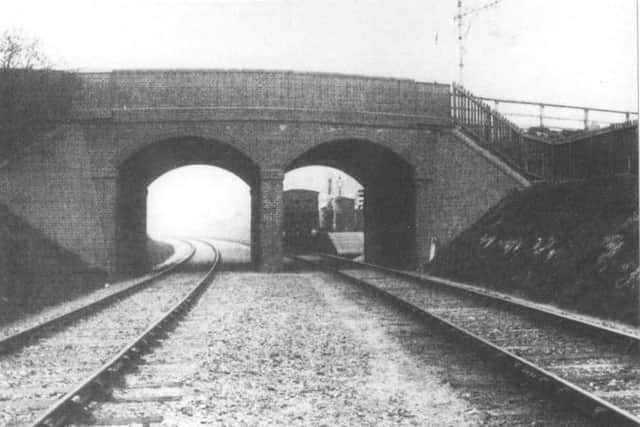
[
  {"xmin": 0, "ymin": 30, "xmax": 77, "ymax": 158},
  {"xmin": 0, "ymin": 30, "xmax": 49, "ymax": 70}
]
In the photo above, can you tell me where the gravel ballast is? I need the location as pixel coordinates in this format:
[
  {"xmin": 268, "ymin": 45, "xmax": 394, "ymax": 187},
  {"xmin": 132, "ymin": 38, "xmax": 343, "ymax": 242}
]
[
  {"xmin": 77, "ymin": 266, "xmax": 593, "ymax": 426},
  {"xmin": 0, "ymin": 242, "xmax": 205, "ymax": 426}
]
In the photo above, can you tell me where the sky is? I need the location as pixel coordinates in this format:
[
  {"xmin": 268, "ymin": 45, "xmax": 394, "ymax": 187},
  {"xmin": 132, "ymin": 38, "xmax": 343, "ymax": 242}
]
[
  {"xmin": 284, "ymin": 166, "xmax": 361, "ymax": 198},
  {"xmin": 4, "ymin": 0, "xmax": 636, "ymax": 239},
  {"xmin": 1, "ymin": 0, "xmax": 637, "ymax": 110}
]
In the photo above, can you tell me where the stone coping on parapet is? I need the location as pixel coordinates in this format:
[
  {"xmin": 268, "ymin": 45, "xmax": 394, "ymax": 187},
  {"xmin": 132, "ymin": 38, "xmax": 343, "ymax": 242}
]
[
  {"xmin": 73, "ymin": 68, "xmax": 450, "ymax": 87},
  {"xmin": 71, "ymin": 70, "xmax": 452, "ymax": 125},
  {"xmin": 70, "ymin": 106, "xmax": 453, "ymax": 129}
]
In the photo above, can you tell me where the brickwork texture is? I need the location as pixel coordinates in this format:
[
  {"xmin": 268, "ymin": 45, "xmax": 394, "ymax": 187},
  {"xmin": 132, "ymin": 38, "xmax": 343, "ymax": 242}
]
[{"xmin": 0, "ymin": 70, "xmax": 526, "ymax": 273}]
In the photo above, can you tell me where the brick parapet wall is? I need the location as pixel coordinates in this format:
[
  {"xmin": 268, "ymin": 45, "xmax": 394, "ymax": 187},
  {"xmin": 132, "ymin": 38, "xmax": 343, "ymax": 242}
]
[{"xmin": 71, "ymin": 70, "xmax": 451, "ymax": 125}]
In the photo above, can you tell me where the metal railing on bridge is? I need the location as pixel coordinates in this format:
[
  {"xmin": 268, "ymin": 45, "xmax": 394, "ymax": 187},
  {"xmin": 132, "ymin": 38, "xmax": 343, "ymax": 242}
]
[
  {"xmin": 476, "ymin": 96, "xmax": 637, "ymax": 132},
  {"xmin": 451, "ymin": 83, "xmax": 638, "ymax": 181}
]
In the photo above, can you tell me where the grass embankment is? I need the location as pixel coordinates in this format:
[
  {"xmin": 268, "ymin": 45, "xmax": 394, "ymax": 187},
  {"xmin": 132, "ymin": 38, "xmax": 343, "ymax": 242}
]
[
  {"xmin": 0, "ymin": 204, "xmax": 106, "ymax": 326},
  {"xmin": 428, "ymin": 176, "xmax": 638, "ymax": 325}
]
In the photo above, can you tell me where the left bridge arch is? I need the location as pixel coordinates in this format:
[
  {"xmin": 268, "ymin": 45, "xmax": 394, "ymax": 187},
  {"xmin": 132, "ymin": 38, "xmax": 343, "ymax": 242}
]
[{"xmin": 115, "ymin": 136, "xmax": 260, "ymax": 273}]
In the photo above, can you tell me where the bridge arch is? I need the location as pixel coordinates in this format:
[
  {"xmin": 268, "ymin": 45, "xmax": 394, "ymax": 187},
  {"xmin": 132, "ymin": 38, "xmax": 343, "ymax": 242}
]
[
  {"xmin": 115, "ymin": 136, "xmax": 260, "ymax": 273},
  {"xmin": 281, "ymin": 130, "xmax": 417, "ymax": 172},
  {"xmin": 110, "ymin": 127, "xmax": 259, "ymax": 172},
  {"xmin": 285, "ymin": 138, "xmax": 417, "ymax": 268}
]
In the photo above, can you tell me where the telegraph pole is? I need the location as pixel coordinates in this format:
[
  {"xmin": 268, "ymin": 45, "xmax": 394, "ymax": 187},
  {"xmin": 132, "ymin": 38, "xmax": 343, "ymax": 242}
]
[
  {"xmin": 457, "ymin": 0, "xmax": 464, "ymax": 84},
  {"xmin": 454, "ymin": 0, "xmax": 504, "ymax": 86}
]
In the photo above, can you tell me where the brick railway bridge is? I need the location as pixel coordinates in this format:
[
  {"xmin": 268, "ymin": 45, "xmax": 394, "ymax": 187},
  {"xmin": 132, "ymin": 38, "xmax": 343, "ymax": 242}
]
[{"xmin": 1, "ymin": 70, "xmax": 634, "ymax": 274}]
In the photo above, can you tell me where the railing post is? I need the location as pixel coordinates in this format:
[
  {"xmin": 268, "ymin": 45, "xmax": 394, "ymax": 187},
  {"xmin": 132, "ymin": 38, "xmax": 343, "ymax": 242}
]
[
  {"xmin": 457, "ymin": 86, "xmax": 461, "ymax": 124},
  {"xmin": 451, "ymin": 84, "xmax": 455, "ymax": 123},
  {"xmin": 521, "ymin": 133, "xmax": 528, "ymax": 172},
  {"xmin": 488, "ymin": 112, "xmax": 493, "ymax": 143},
  {"xmin": 457, "ymin": 87, "xmax": 461, "ymax": 124},
  {"xmin": 551, "ymin": 142, "xmax": 557, "ymax": 182},
  {"xmin": 456, "ymin": 85, "xmax": 460, "ymax": 124},
  {"xmin": 485, "ymin": 105, "xmax": 491, "ymax": 142},
  {"xmin": 470, "ymin": 97, "xmax": 474, "ymax": 131},
  {"xmin": 583, "ymin": 108, "xmax": 589, "ymax": 130},
  {"xmin": 539, "ymin": 104, "xmax": 545, "ymax": 128},
  {"xmin": 463, "ymin": 92, "xmax": 467, "ymax": 126}
]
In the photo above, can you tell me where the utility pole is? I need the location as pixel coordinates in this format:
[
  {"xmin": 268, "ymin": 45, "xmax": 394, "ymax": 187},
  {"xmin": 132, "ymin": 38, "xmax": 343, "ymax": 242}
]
[
  {"xmin": 453, "ymin": 0, "xmax": 504, "ymax": 86},
  {"xmin": 457, "ymin": 0, "xmax": 464, "ymax": 85}
]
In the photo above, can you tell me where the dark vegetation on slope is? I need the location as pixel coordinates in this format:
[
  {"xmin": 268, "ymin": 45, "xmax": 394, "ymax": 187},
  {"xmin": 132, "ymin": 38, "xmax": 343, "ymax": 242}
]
[
  {"xmin": 0, "ymin": 204, "xmax": 106, "ymax": 326},
  {"xmin": 427, "ymin": 176, "xmax": 638, "ymax": 325},
  {"xmin": 0, "ymin": 69, "xmax": 79, "ymax": 158}
]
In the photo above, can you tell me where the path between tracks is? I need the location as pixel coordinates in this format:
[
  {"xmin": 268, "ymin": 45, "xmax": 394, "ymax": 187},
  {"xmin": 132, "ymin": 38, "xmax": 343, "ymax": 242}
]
[{"xmin": 78, "ymin": 270, "xmax": 592, "ymax": 426}]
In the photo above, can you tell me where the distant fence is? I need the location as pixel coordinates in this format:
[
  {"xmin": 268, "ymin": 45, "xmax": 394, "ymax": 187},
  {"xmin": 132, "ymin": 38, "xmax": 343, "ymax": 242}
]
[
  {"xmin": 476, "ymin": 96, "xmax": 637, "ymax": 132},
  {"xmin": 451, "ymin": 83, "xmax": 638, "ymax": 181}
]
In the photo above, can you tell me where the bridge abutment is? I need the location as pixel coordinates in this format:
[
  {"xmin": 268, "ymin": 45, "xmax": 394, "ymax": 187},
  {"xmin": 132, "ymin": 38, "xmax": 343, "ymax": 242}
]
[
  {"xmin": 91, "ymin": 173, "xmax": 118, "ymax": 277},
  {"xmin": 414, "ymin": 176, "xmax": 434, "ymax": 270}
]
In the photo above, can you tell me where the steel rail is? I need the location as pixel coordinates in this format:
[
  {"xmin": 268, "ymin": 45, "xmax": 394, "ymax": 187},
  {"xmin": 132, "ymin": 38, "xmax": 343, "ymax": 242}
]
[
  {"xmin": 0, "ymin": 242, "xmax": 195, "ymax": 356},
  {"xmin": 322, "ymin": 254, "xmax": 639, "ymax": 345},
  {"xmin": 297, "ymin": 254, "xmax": 640, "ymax": 426},
  {"xmin": 29, "ymin": 241, "xmax": 220, "ymax": 427}
]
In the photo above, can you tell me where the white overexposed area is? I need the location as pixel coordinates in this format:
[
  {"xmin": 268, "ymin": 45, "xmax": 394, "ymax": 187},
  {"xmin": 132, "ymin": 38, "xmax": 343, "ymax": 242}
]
[{"xmin": 147, "ymin": 165, "xmax": 250, "ymax": 241}]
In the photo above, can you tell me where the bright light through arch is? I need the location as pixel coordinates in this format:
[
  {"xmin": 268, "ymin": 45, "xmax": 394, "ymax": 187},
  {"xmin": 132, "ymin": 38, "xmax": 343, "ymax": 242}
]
[
  {"xmin": 284, "ymin": 165, "xmax": 362, "ymax": 197},
  {"xmin": 147, "ymin": 164, "xmax": 250, "ymax": 241}
]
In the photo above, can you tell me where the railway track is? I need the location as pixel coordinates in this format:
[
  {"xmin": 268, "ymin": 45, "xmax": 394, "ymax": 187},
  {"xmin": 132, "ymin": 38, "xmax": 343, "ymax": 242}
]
[
  {"xmin": 297, "ymin": 254, "xmax": 640, "ymax": 426},
  {"xmin": 0, "ymin": 241, "xmax": 219, "ymax": 427},
  {"xmin": 0, "ymin": 240, "xmax": 194, "ymax": 355}
]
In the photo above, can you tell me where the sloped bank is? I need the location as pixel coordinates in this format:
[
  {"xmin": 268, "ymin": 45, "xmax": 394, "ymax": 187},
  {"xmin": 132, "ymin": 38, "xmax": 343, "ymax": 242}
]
[
  {"xmin": 0, "ymin": 203, "xmax": 106, "ymax": 326},
  {"xmin": 0, "ymin": 205, "xmax": 173, "ymax": 327},
  {"xmin": 427, "ymin": 176, "xmax": 638, "ymax": 325}
]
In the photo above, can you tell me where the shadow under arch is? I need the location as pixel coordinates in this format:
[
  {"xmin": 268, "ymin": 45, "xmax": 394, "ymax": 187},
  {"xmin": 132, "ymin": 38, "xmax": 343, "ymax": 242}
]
[
  {"xmin": 286, "ymin": 138, "xmax": 417, "ymax": 268},
  {"xmin": 116, "ymin": 137, "xmax": 259, "ymax": 274}
]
